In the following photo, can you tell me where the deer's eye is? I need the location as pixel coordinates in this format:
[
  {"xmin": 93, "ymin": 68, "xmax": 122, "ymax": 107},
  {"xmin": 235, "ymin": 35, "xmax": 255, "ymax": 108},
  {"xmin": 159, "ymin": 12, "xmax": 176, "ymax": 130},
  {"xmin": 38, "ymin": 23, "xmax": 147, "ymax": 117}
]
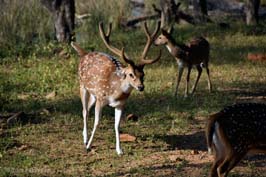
[{"xmin": 129, "ymin": 73, "xmax": 134, "ymax": 78}]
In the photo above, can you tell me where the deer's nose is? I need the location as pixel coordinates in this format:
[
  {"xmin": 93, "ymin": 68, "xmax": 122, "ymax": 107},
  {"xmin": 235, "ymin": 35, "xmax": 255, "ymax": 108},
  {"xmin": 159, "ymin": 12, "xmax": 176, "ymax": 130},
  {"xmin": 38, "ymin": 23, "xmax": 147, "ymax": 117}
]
[{"xmin": 137, "ymin": 85, "xmax": 144, "ymax": 91}]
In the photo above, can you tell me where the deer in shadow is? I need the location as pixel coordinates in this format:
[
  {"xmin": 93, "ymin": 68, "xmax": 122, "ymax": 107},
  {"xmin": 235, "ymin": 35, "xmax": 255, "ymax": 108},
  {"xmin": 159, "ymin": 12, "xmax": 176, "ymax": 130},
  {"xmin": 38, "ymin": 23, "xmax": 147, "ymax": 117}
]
[
  {"xmin": 154, "ymin": 28, "xmax": 212, "ymax": 97},
  {"xmin": 206, "ymin": 103, "xmax": 266, "ymax": 177}
]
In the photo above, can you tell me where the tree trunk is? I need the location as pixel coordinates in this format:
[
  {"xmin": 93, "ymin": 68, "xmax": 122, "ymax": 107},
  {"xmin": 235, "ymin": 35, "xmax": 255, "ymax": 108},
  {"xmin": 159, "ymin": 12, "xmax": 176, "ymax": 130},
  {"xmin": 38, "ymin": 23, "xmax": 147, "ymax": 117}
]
[
  {"xmin": 153, "ymin": 1, "xmax": 195, "ymax": 28},
  {"xmin": 199, "ymin": 0, "xmax": 208, "ymax": 16},
  {"xmin": 246, "ymin": 0, "xmax": 260, "ymax": 25},
  {"xmin": 191, "ymin": 0, "xmax": 208, "ymax": 18},
  {"xmin": 160, "ymin": 0, "xmax": 179, "ymax": 29},
  {"xmin": 41, "ymin": 0, "xmax": 75, "ymax": 43}
]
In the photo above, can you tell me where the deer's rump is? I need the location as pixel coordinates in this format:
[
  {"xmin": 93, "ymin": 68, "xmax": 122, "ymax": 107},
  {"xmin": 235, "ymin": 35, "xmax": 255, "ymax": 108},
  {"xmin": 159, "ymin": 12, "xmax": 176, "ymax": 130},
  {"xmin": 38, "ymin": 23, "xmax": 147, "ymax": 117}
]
[
  {"xmin": 209, "ymin": 103, "xmax": 266, "ymax": 151},
  {"xmin": 186, "ymin": 37, "xmax": 210, "ymax": 64}
]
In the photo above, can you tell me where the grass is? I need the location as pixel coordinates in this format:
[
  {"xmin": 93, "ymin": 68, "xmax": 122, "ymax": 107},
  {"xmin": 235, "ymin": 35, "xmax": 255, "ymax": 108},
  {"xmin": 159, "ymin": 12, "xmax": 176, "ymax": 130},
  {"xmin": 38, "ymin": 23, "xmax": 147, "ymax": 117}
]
[{"xmin": 1, "ymin": 2, "xmax": 266, "ymax": 176}]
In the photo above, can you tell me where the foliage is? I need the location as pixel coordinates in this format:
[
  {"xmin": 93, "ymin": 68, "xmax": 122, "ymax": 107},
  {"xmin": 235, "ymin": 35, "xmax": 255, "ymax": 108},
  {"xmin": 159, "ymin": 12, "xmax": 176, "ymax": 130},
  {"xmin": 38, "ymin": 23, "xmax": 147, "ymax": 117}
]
[{"xmin": 0, "ymin": 0, "xmax": 53, "ymax": 58}]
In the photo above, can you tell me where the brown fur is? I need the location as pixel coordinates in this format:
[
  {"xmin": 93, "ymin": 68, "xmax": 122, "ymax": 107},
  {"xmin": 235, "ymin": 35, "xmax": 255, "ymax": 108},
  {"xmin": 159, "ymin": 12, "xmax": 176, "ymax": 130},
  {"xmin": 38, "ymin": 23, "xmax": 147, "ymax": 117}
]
[
  {"xmin": 154, "ymin": 30, "xmax": 212, "ymax": 97},
  {"xmin": 71, "ymin": 21, "xmax": 161, "ymax": 155}
]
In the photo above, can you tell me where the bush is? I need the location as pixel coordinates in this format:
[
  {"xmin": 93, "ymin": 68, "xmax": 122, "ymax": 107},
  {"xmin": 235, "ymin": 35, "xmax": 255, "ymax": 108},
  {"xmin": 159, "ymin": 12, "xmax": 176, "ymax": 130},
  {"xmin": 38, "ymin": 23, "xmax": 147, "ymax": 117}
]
[
  {"xmin": 0, "ymin": 0, "xmax": 53, "ymax": 58},
  {"xmin": 0, "ymin": 0, "xmax": 137, "ymax": 58}
]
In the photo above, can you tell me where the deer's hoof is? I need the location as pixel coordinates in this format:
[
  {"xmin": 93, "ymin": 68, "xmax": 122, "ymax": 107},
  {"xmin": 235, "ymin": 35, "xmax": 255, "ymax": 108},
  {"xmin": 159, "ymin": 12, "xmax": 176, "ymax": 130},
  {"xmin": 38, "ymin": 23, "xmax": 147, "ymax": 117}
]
[
  {"xmin": 85, "ymin": 148, "xmax": 91, "ymax": 153},
  {"xmin": 116, "ymin": 149, "xmax": 123, "ymax": 156}
]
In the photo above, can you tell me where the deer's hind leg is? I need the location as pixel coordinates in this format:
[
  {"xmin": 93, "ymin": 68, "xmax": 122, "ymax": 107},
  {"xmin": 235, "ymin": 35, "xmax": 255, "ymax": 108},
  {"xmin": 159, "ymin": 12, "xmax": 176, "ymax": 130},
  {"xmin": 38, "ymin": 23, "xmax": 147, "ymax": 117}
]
[
  {"xmin": 210, "ymin": 155, "xmax": 224, "ymax": 177},
  {"xmin": 175, "ymin": 64, "xmax": 184, "ymax": 97},
  {"xmin": 80, "ymin": 86, "xmax": 96, "ymax": 146},
  {"xmin": 184, "ymin": 65, "xmax": 192, "ymax": 97},
  {"xmin": 217, "ymin": 151, "xmax": 246, "ymax": 177},
  {"xmin": 86, "ymin": 101, "xmax": 103, "ymax": 151},
  {"xmin": 191, "ymin": 65, "xmax": 202, "ymax": 94},
  {"xmin": 205, "ymin": 63, "xmax": 212, "ymax": 92}
]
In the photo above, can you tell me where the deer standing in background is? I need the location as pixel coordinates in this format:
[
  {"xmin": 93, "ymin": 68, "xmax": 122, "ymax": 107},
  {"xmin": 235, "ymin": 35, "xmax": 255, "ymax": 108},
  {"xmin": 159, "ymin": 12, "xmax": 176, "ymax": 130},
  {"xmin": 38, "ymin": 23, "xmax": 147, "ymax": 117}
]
[
  {"xmin": 154, "ymin": 29, "xmax": 211, "ymax": 97},
  {"xmin": 71, "ymin": 21, "xmax": 161, "ymax": 155},
  {"xmin": 206, "ymin": 103, "xmax": 266, "ymax": 177}
]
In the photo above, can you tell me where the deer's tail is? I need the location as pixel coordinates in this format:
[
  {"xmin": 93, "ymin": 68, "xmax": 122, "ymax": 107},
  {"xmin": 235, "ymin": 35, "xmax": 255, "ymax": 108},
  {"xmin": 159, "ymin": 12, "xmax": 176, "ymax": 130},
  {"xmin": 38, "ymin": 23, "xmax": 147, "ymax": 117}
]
[
  {"xmin": 71, "ymin": 42, "xmax": 87, "ymax": 57},
  {"xmin": 206, "ymin": 112, "xmax": 221, "ymax": 154}
]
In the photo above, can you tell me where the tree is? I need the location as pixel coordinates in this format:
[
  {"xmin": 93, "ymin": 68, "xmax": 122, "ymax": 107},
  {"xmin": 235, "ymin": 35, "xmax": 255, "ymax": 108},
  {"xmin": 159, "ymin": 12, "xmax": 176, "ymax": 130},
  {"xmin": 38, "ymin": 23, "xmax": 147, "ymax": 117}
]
[
  {"xmin": 199, "ymin": 0, "xmax": 208, "ymax": 16},
  {"xmin": 159, "ymin": 0, "xmax": 179, "ymax": 29},
  {"xmin": 40, "ymin": 0, "xmax": 75, "ymax": 43},
  {"xmin": 153, "ymin": 0, "xmax": 195, "ymax": 29},
  {"xmin": 191, "ymin": 0, "xmax": 208, "ymax": 21},
  {"xmin": 246, "ymin": 0, "xmax": 260, "ymax": 25}
]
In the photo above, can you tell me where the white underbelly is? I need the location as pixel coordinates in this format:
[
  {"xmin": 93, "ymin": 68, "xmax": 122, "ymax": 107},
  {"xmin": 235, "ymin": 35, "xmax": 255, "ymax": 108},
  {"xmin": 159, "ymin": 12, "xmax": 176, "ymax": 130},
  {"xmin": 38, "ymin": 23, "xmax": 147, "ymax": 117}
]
[{"xmin": 108, "ymin": 97, "xmax": 122, "ymax": 107}]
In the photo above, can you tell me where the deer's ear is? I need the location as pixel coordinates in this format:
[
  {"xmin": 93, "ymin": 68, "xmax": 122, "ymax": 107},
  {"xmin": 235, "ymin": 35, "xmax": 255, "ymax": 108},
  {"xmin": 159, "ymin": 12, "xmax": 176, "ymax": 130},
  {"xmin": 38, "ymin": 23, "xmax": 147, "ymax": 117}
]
[
  {"xmin": 137, "ymin": 64, "xmax": 145, "ymax": 70},
  {"xmin": 167, "ymin": 26, "xmax": 173, "ymax": 34},
  {"xmin": 120, "ymin": 68, "xmax": 127, "ymax": 79},
  {"xmin": 161, "ymin": 29, "xmax": 168, "ymax": 36}
]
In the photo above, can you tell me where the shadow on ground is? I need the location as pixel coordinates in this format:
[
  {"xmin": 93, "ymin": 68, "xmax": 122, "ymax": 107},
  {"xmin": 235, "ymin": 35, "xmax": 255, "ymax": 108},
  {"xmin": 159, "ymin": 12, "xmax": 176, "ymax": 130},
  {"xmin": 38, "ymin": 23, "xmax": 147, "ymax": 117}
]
[{"xmin": 158, "ymin": 131, "xmax": 206, "ymax": 151}]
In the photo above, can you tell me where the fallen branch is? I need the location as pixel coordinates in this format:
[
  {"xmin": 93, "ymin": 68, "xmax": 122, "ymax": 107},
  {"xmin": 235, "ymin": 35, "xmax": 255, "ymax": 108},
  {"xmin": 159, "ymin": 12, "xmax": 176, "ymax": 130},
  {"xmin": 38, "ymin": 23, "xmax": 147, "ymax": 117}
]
[
  {"xmin": 6, "ymin": 112, "xmax": 27, "ymax": 126},
  {"xmin": 75, "ymin": 13, "xmax": 91, "ymax": 20},
  {"xmin": 120, "ymin": 14, "xmax": 160, "ymax": 28}
]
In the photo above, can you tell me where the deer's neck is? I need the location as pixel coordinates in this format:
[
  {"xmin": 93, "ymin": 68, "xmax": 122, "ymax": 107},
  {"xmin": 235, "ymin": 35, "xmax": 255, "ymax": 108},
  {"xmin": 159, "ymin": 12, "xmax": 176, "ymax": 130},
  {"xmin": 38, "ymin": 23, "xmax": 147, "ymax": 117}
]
[
  {"xmin": 120, "ymin": 80, "xmax": 133, "ymax": 94},
  {"xmin": 166, "ymin": 39, "xmax": 189, "ymax": 61},
  {"xmin": 166, "ymin": 42, "xmax": 177, "ymax": 54},
  {"xmin": 109, "ymin": 74, "xmax": 133, "ymax": 96},
  {"xmin": 106, "ymin": 75, "xmax": 132, "ymax": 107},
  {"xmin": 109, "ymin": 78, "xmax": 132, "ymax": 107},
  {"xmin": 166, "ymin": 41, "xmax": 182, "ymax": 57}
]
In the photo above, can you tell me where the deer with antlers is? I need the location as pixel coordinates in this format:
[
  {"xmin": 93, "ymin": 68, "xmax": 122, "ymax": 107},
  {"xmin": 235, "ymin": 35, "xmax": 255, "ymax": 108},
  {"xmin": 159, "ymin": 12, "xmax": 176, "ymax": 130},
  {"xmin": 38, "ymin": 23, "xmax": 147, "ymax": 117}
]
[
  {"xmin": 154, "ymin": 29, "xmax": 211, "ymax": 97},
  {"xmin": 206, "ymin": 103, "xmax": 266, "ymax": 177},
  {"xmin": 71, "ymin": 21, "xmax": 161, "ymax": 155}
]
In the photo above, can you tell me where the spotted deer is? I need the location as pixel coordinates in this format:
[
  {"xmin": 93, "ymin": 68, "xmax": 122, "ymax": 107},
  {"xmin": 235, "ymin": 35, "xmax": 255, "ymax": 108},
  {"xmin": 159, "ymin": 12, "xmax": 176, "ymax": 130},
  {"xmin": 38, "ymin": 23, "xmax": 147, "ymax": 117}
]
[
  {"xmin": 206, "ymin": 103, "xmax": 266, "ymax": 177},
  {"xmin": 71, "ymin": 21, "xmax": 161, "ymax": 155},
  {"xmin": 154, "ymin": 29, "xmax": 211, "ymax": 97}
]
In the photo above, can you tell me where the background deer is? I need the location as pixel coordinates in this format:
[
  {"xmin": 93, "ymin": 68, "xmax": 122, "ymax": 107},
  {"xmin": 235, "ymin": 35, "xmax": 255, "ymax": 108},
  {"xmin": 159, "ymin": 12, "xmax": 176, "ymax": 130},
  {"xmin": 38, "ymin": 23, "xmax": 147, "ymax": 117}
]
[
  {"xmin": 206, "ymin": 103, "xmax": 266, "ymax": 177},
  {"xmin": 71, "ymin": 21, "xmax": 161, "ymax": 155},
  {"xmin": 154, "ymin": 29, "xmax": 211, "ymax": 97}
]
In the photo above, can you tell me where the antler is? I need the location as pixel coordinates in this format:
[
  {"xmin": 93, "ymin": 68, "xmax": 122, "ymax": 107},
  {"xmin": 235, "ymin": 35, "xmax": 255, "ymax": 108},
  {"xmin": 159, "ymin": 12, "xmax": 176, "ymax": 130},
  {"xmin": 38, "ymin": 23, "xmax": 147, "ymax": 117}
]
[
  {"xmin": 140, "ymin": 21, "xmax": 161, "ymax": 66},
  {"xmin": 99, "ymin": 22, "xmax": 135, "ymax": 66}
]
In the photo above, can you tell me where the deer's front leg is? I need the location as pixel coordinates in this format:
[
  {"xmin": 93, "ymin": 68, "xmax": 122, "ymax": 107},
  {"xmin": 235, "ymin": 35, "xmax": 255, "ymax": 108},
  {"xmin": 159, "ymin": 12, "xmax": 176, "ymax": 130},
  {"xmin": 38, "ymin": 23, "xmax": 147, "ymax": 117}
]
[
  {"xmin": 206, "ymin": 66, "xmax": 212, "ymax": 92},
  {"xmin": 185, "ymin": 66, "xmax": 192, "ymax": 97},
  {"xmin": 115, "ymin": 107, "xmax": 123, "ymax": 155},
  {"xmin": 175, "ymin": 63, "xmax": 184, "ymax": 97},
  {"xmin": 80, "ymin": 87, "xmax": 89, "ymax": 146},
  {"xmin": 191, "ymin": 65, "xmax": 202, "ymax": 94}
]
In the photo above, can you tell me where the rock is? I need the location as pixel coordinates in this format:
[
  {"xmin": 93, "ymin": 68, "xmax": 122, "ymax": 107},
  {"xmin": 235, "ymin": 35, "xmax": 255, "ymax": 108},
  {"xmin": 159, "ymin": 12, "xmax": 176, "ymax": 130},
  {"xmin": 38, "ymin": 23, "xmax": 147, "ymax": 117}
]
[
  {"xmin": 17, "ymin": 144, "xmax": 28, "ymax": 151},
  {"xmin": 18, "ymin": 94, "xmax": 30, "ymax": 100},
  {"xmin": 126, "ymin": 114, "xmax": 138, "ymax": 122},
  {"xmin": 45, "ymin": 91, "xmax": 56, "ymax": 100},
  {"xmin": 191, "ymin": 150, "xmax": 199, "ymax": 155},
  {"xmin": 58, "ymin": 49, "xmax": 70, "ymax": 59},
  {"xmin": 169, "ymin": 155, "xmax": 178, "ymax": 162},
  {"xmin": 120, "ymin": 134, "xmax": 136, "ymax": 142},
  {"xmin": 40, "ymin": 108, "xmax": 50, "ymax": 115},
  {"xmin": 247, "ymin": 53, "xmax": 266, "ymax": 61},
  {"xmin": 6, "ymin": 112, "xmax": 27, "ymax": 126}
]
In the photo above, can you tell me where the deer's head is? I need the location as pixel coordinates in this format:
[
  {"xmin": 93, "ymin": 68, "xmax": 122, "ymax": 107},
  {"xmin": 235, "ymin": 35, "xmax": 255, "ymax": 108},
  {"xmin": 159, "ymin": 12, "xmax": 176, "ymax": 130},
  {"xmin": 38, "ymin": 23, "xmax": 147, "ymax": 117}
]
[
  {"xmin": 99, "ymin": 21, "xmax": 161, "ymax": 92},
  {"xmin": 154, "ymin": 28, "xmax": 173, "ymax": 46}
]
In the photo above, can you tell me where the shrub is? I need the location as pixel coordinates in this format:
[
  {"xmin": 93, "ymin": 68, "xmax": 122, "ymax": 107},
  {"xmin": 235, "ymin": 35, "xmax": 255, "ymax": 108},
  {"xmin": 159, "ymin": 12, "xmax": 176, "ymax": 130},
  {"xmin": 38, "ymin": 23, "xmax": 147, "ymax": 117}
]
[{"xmin": 0, "ymin": 0, "xmax": 53, "ymax": 58}]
